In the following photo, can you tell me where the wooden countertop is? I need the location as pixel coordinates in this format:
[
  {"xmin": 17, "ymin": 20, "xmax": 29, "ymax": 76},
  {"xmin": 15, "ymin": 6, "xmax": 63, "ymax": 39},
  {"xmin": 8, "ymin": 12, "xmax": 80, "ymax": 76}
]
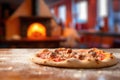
[{"xmin": 0, "ymin": 49, "xmax": 120, "ymax": 80}]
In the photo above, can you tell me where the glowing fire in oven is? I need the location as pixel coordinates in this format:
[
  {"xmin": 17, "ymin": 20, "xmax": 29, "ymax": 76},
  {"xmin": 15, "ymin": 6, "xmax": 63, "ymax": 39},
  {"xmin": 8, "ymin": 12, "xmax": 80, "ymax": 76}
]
[{"xmin": 27, "ymin": 23, "xmax": 46, "ymax": 39}]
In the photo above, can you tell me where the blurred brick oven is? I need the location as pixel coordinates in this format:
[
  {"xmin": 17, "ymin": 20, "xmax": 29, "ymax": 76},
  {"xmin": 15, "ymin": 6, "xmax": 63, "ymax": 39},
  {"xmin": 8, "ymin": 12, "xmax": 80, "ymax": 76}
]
[
  {"xmin": 5, "ymin": 0, "xmax": 62, "ymax": 40},
  {"xmin": 19, "ymin": 0, "xmax": 52, "ymax": 39},
  {"xmin": 3, "ymin": 0, "xmax": 65, "ymax": 48}
]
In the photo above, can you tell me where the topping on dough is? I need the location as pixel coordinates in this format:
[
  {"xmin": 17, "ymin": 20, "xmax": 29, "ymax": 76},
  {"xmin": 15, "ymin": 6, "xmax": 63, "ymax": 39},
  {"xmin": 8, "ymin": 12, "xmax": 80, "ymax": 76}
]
[{"xmin": 78, "ymin": 54, "xmax": 85, "ymax": 60}]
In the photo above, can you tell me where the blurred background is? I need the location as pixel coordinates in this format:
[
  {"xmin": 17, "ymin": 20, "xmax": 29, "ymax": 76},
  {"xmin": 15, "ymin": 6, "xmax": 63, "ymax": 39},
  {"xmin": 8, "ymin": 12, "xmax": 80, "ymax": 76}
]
[{"xmin": 0, "ymin": 0, "xmax": 120, "ymax": 48}]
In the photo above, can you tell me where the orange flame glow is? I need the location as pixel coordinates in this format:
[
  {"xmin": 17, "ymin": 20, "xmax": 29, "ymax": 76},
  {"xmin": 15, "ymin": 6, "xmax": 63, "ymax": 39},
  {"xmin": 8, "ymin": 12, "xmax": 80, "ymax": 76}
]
[{"xmin": 27, "ymin": 23, "xmax": 46, "ymax": 39}]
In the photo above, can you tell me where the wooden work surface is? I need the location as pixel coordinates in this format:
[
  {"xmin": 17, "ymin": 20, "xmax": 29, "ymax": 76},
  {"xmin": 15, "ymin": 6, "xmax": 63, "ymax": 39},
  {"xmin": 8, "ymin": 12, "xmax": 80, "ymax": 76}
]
[{"xmin": 0, "ymin": 49, "xmax": 120, "ymax": 80}]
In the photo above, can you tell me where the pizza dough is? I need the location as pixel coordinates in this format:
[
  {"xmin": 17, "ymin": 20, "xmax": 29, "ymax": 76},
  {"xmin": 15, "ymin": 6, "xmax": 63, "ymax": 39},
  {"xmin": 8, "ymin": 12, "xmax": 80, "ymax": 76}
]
[{"xmin": 31, "ymin": 48, "xmax": 118, "ymax": 68}]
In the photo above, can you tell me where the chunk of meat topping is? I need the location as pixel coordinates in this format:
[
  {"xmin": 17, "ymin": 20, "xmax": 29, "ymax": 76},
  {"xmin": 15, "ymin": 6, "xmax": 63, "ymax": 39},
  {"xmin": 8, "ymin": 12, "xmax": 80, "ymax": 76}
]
[
  {"xmin": 78, "ymin": 55, "xmax": 85, "ymax": 60},
  {"xmin": 67, "ymin": 49, "xmax": 72, "ymax": 53},
  {"xmin": 95, "ymin": 58, "xmax": 99, "ymax": 64},
  {"xmin": 54, "ymin": 49, "xmax": 59, "ymax": 53},
  {"xmin": 91, "ymin": 52, "xmax": 97, "ymax": 57},
  {"xmin": 50, "ymin": 52, "xmax": 57, "ymax": 58}
]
